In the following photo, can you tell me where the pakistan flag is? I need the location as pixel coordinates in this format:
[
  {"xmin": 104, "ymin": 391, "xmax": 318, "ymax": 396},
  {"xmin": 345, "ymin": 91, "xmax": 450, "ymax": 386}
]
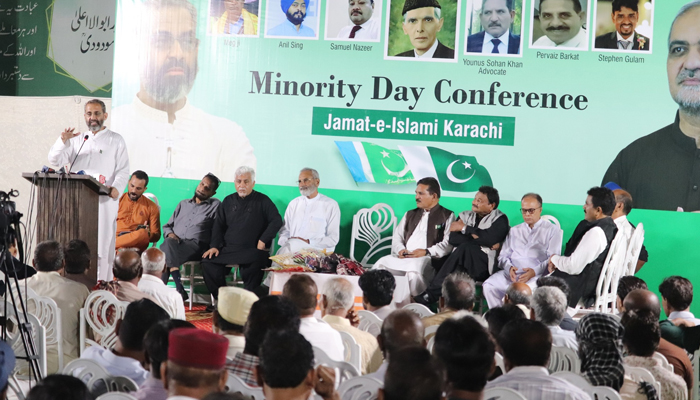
[
  {"xmin": 336, "ymin": 141, "xmax": 415, "ymax": 184},
  {"xmin": 399, "ymin": 146, "xmax": 493, "ymax": 192}
]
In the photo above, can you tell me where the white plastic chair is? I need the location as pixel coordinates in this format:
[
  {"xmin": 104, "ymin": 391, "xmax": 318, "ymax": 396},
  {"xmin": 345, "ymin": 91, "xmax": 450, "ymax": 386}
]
[
  {"xmin": 80, "ymin": 290, "xmax": 129, "ymax": 354},
  {"xmin": 96, "ymin": 393, "xmax": 138, "ymax": 400},
  {"xmin": 7, "ymin": 312, "xmax": 47, "ymax": 378},
  {"xmin": 143, "ymin": 193, "xmax": 160, "ymax": 209},
  {"xmin": 548, "ymin": 346, "xmax": 581, "ymax": 373},
  {"xmin": 541, "ymin": 215, "xmax": 561, "ymax": 229},
  {"xmin": 24, "ymin": 287, "xmax": 64, "ymax": 371},
  {"xmin": 652, "ymin": 351, "xmax": 674, "ymax": 373},
  {"xmin": 552, "ymin": 371, "xmax": 622, "ymax": 400},
  {"xmin": 106, "ymin": 376, "xmax": 139, "ymax": 393},
  {"xmin": 483, "ymin": 387, "xmax": 528, "ymax": 399},
  {"xmin": 313, "ymin": 346, "xmax": 360, "ymax": 384},
  {"xmin": 424, "ymin": 324, "xmax": 439, "ymax": 339},
  {"xmin": 576, "ymin": 233, "xmax": 628, "ymax": 315},
  {"xmin": 624, "ymin": 222, "xmax": 645, "ymax": 276},
  {"xmin": 225, "ymin": 373, "xmax": 265, "ymax": 400},
  {"xmin": 357, "ymin": 310, "xmax": 383, "ymax": 337},
  {"xmin": 63, "ymin": 358, "xmax": 111, "ymax": 391},
  {"xmin": 403, "ymin": 303, "xmax": 435, "ymax": 318},
  {"xmin": 350, "ymin": 203, "xmax": 397, "ymax": 267},
  {"xmin": 495, "ymin": 352, "xmax": 506, "ymax": 374},
  {"xmin": 338, "ymin": 376, "xmax": 382, "ymax": 400},
  {"xmin": 339, "ymin": 331, "xmax": 362, "ymax": 373},
  {"xmin": 7, "ymin": 374, "xmax": 26, "ymax": 400},
  {"xmin": 624, "ymin": 364, "xmax": 661, "ymax": 394}
]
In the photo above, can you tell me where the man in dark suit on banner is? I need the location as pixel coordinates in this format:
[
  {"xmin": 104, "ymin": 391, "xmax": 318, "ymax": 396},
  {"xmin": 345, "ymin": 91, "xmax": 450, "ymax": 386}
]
[
  {"xmin": 594, "ymin": 0, "xmax": 650, "ymax": 51},
  {"xmin": 395, "ymin": 0, "xmax": 455, "ymax": 59},
  {"xmin": 466, "ymin": 0, "xmax": 520, "ymax": 54}
]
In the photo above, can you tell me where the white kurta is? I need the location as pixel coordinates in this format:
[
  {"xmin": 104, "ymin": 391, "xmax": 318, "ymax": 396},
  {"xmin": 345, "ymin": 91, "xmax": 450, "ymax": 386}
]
[
  {"xmin": 110, "ymin": 96, "xmax": 256, "ymax": 182},
  {"xmin": 614, "ymin": 215, "xmax": 635, "ymax": 247},
  {"xmin": 48, "ymin": 128, "xmax": 130, "ymax": 281},
  {"xmin": 277, "ymin": 193, "xmax": 341, "ymax": 253},
  {"xmin": 550, "ymin": 226, "xmax": 608, "ymax": 275}
]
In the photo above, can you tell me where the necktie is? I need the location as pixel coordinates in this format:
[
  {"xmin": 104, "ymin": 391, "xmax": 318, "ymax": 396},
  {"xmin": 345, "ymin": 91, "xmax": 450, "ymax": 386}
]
[
  {"xmin": 491, "ymin": 38, "xmax": 501, "ymax": 53},
  {"xmin": 618, "ymin": 40, "xmax": 631, "ymax": 50},
  {"xmin": 349, "ymin": 25, "xmax": 361, "ymax": 38}
]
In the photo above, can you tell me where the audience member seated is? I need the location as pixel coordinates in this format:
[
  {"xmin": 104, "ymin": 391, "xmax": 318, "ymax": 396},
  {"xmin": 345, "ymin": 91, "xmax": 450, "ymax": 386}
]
[
  {"xmin": 610, "ymin": 188, "xmax": 648, "ymax": 272},
  {"xmin": 503, "ymin": 282, "xmax": 532, "ymax": 318},
  {"xmin": 214, "ymin": 287, "xmax": 258, "ymax": 358},
  {"xmin": 483, "ymin": 193, "xmax": 562, "ymax": 308},
  {"xmin": 374, "ymin": 177, "xmax": 454, "ymax": 296},
  {"xmin": 95, "ymin": 249, "xmax": 157, "ymax": 303},
  {"xmin": 0, "ymin": 340, "xmax": 15, "ymax": 400},
  {"xmin": 484, "ymin": 304, "xmax": 526, "ymax": 342},
  {"xmin": 135, "ymin": 319, "xmax": 195, "ymax": 400},
  {"xmin": 162, "ymin": 328, "xmax": 229, "ymax": 399},
  {"xmin": 115, "ymin": 170, "xmax": 161, "ymax": 253},
  {"xmin": 422, "ymin": 272, "xmax": 475, "ymax": 330},
  {"xmin": 379, "ymin": 347, "xmax": 444, "ymax": 400},
  {"xmin": 617, "ymin": 275, "xmax": 648, "ymax": 312},
  {"xmin": 277, "ymin": 168, "xmax": 340, "ymax": 254},
  {"xmin": 0, "ymin": 226, "xmax": 36, "ymax": 284},
  {"xmin": 25, "ymin": 375, "xmax": 92, "ymax": 400},
  {"xmin": 282, "ymin": 274, "xmax": 343, "ymax": 361},
  {"xmin": 320, "ymin": 277, "xmax": 382, "ymax": 374},
  {"xmin": 256, "ymin": 330, "xmax": 340, "ymax": 400},
  {"xmin": 659, "ymin": 276, "xmax": 700, "ymax": 326},
  {"xmin": 160, "ymin": 173, "xmax": 221, "ymax": 301},
  {"xmin": 139, "ymin": 248, "xmax": 186, "ymax": 319},
  {"xmin": 228, "ymin": 296, "xmax": 301, "ymax": 387},
  {"xmin": 487, "ymin": 319, "xmax": 591, "ymax": 400},
  {"xmin": 623, "ymin": 289, "xmax": 693, "ymax": 391},
  {"xmin": 531, "ymin": 286, "xmax": 577, "ymax": 351},
  {"xmin": 81, "ymin": 298, "xmax": 170, "ymax": 386},
  {"xmin": 549, "ymin": 187, "xmax": 617, "ymax": 307},
  {"xmin": 416, "ymin": 186, "xmax": 510, "ymax": 305},
  {"xmin": 202, "ymin": 166, "xmax": 282, "ymax": 299},
  {"xmin": 433, "ymin": 315, "xmax": 495, "ymax": 400},
  {"xmin": 22, "ymin": 240, "xmax": 90, "ymax": 373},
  {"xmin": 621, "ymin": 309, "xmax": 688, "ymax": 400},
  {"xmin": 367, "ymin": 310, "xmax": 424, "ymax": 383},
  {"xmin": 63, "ymin": 239, "xmax": 93, "ymax": 289},
  {"xmin": 536, "ymin": 276, "xmax": 578, "ymax": 331},
  {"xmin": 358, "ymin": 269, "xmax": 396, "ymax": 319}
]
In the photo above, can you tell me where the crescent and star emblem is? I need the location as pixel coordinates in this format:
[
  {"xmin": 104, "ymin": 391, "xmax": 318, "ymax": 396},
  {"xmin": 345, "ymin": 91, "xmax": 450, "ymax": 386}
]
[
  {"xmin": 380, "ymin": 150, "xmax": 411, "ymax": 178},
  {"xmin": 446, "ymin": 160, "xmax": 476, "ymax": 183}
]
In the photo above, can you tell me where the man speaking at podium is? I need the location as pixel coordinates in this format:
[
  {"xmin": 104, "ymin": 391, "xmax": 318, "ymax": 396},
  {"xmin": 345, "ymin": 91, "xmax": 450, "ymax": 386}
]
[{"xmin": 48, "ymin": 99, "xmax": 130, "ymax": 281}]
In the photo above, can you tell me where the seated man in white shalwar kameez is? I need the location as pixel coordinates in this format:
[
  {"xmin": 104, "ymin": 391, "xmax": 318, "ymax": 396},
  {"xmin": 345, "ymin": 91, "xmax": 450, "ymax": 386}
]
[
  {"xmin": 374, "ymin": 178, "xmax": 454, "ymax": 295},
  {"xmin": 483, "ymin": 193, "xmax": 562, "ymax": 308},
  {"xmin": 277, "ymin": 168, "xmax": 341, "ymax": 254}
]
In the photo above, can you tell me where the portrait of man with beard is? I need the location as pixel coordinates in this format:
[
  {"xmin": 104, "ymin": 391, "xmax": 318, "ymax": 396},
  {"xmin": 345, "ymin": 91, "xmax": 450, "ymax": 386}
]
[
  {"xmin": 267, "ymin": 0, "xmax": 317, "ymax": 37},
  {"xmin": 111, "ymin": 0, "xmax": 256, "ymax": 182}
]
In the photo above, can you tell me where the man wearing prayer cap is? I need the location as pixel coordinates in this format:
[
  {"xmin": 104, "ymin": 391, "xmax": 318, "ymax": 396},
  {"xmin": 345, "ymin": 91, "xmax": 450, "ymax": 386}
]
[
  {"xmin": 395, "ymin": 0, "xmax": 454, "ymax": 58},
  {"xmin": 213, "ymin": 287, "xmax": 259, "ymax": 358},
  {"xmin": 0, "ymin": 340, "xmax": 15, "ymax": 400},
  {"xmin": 162, "ymin": 328, "xmax": 229, "ymax": 400},
  {"xmin": 268, "ymin": 0, "xmax": 316, "ymax": 37}
]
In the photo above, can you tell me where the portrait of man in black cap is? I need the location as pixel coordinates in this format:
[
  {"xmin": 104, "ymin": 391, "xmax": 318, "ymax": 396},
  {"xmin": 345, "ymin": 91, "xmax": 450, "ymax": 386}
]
[{"xmin": 393, "ymin": 0, "xmax": 456, "ymax": 58}]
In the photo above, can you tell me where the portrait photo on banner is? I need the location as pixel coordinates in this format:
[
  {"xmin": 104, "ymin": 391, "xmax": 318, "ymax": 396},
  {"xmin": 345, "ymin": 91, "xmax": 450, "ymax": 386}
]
[
  {"xmin": 265, "ymin": 0, "xmax": 321, "ymax": 38},
  {"xmin": 384, "ymin": 0, "xmax": 460, "ymax": 61},
  {"xmin": 325, "ymin": 0, "xmax": 383, "ymax": 41},
  {"xmin": 111, "ymin": 0, "xmax": 257, "ymax": 183},
  {"xmin": 464, "ymin": 0, "xmax": 523, "ymax": 56},
  {"xmin": 529, "ymin": 0, "xmax": 591, "ymax": 50},
  {"xmin": 207, "ymin": 0, "xmax": 262, "ymax": 36},
  {"xmin": 592, "ymin": 0, "xmax": 653, "ymax": 53}
]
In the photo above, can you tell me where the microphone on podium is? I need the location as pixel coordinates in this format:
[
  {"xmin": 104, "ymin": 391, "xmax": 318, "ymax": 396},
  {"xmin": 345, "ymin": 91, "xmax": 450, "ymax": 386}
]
[{"xmin": 67, "ymin": 135, "xmax": 90, "ymax": 174}]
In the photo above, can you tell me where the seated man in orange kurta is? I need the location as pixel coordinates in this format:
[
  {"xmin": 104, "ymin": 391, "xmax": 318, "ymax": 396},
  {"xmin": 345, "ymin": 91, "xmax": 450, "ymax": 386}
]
[{"xmin": 116, "ymin": 170, "xmax": 161, "ymax": 253}]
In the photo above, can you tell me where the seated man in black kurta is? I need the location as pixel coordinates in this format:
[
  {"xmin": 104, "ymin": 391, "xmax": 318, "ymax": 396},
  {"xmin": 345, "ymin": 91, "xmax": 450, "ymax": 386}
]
[
  {"xmin": 415, "ymin": 186, "xmax": 509, "ymax": 305},
  {"xmin": 202, "ymin": 167, "xmax": 283, "ymax": 303},
  {"xmin": 548, "ymin": 186, "xmax": 617, "ymax": 308}
]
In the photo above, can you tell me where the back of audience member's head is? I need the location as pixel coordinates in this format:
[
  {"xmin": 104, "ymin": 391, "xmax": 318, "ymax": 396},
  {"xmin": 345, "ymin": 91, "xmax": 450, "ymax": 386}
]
[
  {"xmin": 484, "ymin": 304, "xmax": 526, "ymax": 339},
  {"xmin": 144, "ymin": 319, "xmax": 195, "ymax": 379},
  {"xmin": 33, "ymin": 240, "xmax": 64, "ymax": 272},
  {"xmin": 26, "ymin": 375, "xmax": 93, "ymax": 400},
  {"xmin": 617, "ymin": 276, "xmax": 648, "ymax": 305},
  {"xmin": 119, "ymin": 298, "xmax": 170, "ymax": 351},
  {"xmin": 141, "ymin": 248, "xmax": 166, "ymax": 275},
  {"xmin": 321, "ymin": 278, "xmax": 355, "ymax": 314},
  {"xmin": 531, "ymin": 286, "xmax": 568, "ymax": 326},
  {"xmin": 202, "ymin": 393, "xmax": 249, "ymax": 400},
  {"xmin": 282, "ymin": 274, "xmax": 318, "ymax": 316},
  {"xmin": 433, "ymin": 316, "xmax": 494, "ymax": 393},
  {"xmin": 359, "ymin": 269, "xmax": 396, "ymax": 308},
  {"xmin": 244, "ymin": 296, "xmax": 301, "ymax": 356},
  {"xmin": 575, "ymin": 313, "xmax": 625, "ymax": 390},
  {"xmin": 379, "ymin": 310, "xmax": 424, "ymax": 357},
  {"xmin": 381, "ymin": 347, "xmax": 444, "ymax": 400},
  {"xmin": 113, "ymin": 249, "xmax": 143, "ymax": 281},
  {"xmin": 166, "ymin": 329, "xmax": 228, "ymax": 398},
  {"xmin": 64, "ymin": 240, "xmax": 90, "ymax": 275},
  {"xmin": 258, "ymin": 330, "xmax": 314, "ymax": 389},
  {"xmin": 659, "ymin": 276, "xmax": 693, "ymax": 312},
  {"xmin": 442, "ymin": 273, "xmax": 475, "ymax": 311},
  {"xmin": 536, "ymin": 276, "xmax": 571, "ymax": 299},
  {"xmin": 623, "ymin": 289, "xmax": 661, "ymax": 318},
  {"xmin": 620, "ymin": 309, "xmax": 660, "ymax": 357},
  {"xmin": 505, "ymin": 283, "xmax": 532, "ymax": 306},
  {"xmin": 215, "ymin": 287, "xmax": 258, "ymax": 335},
  {"xmin": 498, "ymin": 319, "xmax": 552, "ymax": 369}
]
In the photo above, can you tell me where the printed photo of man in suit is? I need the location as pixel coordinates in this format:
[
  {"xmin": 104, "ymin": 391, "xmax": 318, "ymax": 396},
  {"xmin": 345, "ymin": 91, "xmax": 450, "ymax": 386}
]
[
  {"xmin": 394, "ymin": 0, "xmax": 455, "ymax": 59},
  {"xmin": 594, "ymin": 0, "xmax": 650, "ymax": 50},
  {"xmin": 466, "ymin": 0, "xmax": 521, "ymax": 54}
]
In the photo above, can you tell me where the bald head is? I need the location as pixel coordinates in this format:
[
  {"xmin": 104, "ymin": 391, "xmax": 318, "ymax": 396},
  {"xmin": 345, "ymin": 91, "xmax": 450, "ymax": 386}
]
[
  {"xmin": 623, "ymin": 289, "xmax": 661, "ymax": 317},
  {"xmin": 378, "ymin": 310, "xmax": 424, "ymax": 357},
  {"xmin": 142, "ymin": 248, "xmax": 166, "ymax": 275},
  {"xmin": 321, "ymin": 278, "xmax": 355, "ymax": 316},
  {"xmin": 612, "ymin": 189, "xmax": 633, "ymax": 219},
  {"xmin": 114, "ymin": 249, "xmax": 143, "ymax": 282},
  {"xmin": 505, "ymin": 283, "xmax": 532, "ymax": 306}
]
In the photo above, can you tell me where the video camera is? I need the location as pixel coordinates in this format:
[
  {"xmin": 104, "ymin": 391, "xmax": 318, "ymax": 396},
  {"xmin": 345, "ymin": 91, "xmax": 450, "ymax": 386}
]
[{"xmin": 0, "ymin": 189, "xmax": 22, "ymax": 244}]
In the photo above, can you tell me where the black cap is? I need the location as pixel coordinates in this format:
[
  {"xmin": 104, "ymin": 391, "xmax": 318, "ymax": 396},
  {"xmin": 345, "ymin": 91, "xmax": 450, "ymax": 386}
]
[{"xmin": 402, "ymin": 0, "xmax": 441, "ymax": 15}]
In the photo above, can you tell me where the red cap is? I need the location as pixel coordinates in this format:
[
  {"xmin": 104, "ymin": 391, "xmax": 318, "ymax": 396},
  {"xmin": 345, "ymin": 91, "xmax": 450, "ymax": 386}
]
[{"xmin": 168, "ymin": 328, "xmax": 229, "ymax": 369}]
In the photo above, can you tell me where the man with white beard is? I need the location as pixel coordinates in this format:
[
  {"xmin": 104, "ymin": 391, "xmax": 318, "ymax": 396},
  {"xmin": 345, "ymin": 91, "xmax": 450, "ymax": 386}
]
[
  {"xmin": 110, "ymin": 0, "xmax": 256, "ymax": 182},
  {"xmin": 277, "ymin": 168, "xmax": 341, "ymax": 254},
  {"xmin": 48, "ymin": 99, "xmax": 129, "ymax": 281}
]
